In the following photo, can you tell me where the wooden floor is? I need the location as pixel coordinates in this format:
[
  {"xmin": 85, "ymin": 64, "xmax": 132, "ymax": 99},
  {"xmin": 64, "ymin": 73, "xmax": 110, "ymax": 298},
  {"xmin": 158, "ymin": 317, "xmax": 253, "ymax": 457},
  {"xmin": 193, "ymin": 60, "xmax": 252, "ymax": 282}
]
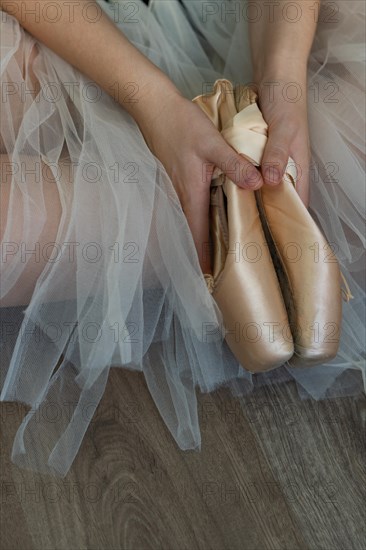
[{"xmin": 1, "ymin": 368, "xmax": 365, "ymax": 550}]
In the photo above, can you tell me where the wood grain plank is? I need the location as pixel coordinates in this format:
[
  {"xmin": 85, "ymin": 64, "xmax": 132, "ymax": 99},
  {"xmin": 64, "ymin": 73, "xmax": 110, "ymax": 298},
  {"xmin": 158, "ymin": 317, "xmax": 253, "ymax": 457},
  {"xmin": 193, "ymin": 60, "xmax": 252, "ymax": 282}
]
[{"xmin": 1, "ymin": 368, "xmax": 364, "ymax": 550}]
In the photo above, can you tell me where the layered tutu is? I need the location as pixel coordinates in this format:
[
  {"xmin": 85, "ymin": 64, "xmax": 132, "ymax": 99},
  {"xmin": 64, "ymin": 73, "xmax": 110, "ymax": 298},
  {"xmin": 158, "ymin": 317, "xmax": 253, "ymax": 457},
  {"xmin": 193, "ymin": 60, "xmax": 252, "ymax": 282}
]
[{"xmin": 0, "ymin": 0, "xmax": 365, "ymax": 476}]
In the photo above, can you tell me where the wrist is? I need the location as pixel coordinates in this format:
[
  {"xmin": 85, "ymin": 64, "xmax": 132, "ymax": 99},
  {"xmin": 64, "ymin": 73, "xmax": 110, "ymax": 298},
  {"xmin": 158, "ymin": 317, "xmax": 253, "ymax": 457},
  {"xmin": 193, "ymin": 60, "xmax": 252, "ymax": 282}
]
[
  {"xmin": 251, "ymin": 54, "xmax": 309, "ymax": 115},
  {"xmin": 253, "ymin": 53, "xmax": 308, "ymax": 86},
  {"xmin": 123, "ymin": 76, "xmax": 185, "ymax": 152},
  {"xmin": 120, "ymin": 71, "xmax": 183, "ymax": 126}
]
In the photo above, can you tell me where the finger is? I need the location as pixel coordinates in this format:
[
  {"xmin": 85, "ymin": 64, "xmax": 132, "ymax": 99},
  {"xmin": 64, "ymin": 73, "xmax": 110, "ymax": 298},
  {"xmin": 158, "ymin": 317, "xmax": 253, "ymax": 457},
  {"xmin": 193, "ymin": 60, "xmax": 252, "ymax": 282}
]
[
  {"xmin": 261, "ymin": 123, "xmax": 294, "ymax": 186},
  {"xmin": 210, "ymin": 140, "xmax": 264, "ymax": 190},
  {"xmin": 182, "ymin": 181, "xmax": 212, "ymax": 275},
  {"xmin": 292, "ymin": 138, "xmax": 311, "ymax": 209}
]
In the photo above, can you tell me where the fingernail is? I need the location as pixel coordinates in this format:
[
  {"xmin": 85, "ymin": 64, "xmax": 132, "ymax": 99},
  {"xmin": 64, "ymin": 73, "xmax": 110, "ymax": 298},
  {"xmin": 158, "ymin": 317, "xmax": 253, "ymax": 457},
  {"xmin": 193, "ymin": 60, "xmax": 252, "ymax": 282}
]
[
  {"xmin": 245, "ymin": 166, "xmax": 262, "ymax": 188},
  {"xmin": 264, "ymin": 165, "xmax": 281, "ymax": 184}
]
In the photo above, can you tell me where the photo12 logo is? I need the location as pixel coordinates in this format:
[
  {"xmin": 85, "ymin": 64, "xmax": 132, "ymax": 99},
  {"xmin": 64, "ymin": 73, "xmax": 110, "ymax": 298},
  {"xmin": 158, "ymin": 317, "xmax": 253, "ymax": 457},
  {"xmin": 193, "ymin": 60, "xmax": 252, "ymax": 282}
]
[{"xmin": 201, "ymin": 2, "xmax": 340, "ymax": 24}]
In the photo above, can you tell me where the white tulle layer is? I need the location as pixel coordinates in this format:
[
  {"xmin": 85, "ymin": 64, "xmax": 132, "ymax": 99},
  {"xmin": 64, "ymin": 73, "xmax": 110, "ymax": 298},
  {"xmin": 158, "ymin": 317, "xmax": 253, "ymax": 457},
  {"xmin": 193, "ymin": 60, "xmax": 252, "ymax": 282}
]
[{"xmin": 0, "ymin": 0, "xmax": 365, "ymax": 476}]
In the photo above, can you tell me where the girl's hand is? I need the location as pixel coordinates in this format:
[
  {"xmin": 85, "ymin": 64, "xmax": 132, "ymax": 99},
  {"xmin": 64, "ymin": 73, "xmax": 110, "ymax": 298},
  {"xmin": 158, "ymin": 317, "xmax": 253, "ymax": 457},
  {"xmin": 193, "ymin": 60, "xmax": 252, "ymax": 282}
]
[
  {"xmin": 255, "ymin": 70, "xmax": 311, "ymax": 208},
  {"xmin": 248, "ymin": 0, "xmax": 318, "ymax": 209},
  {"xmin": 134, "ymin": 87, "xmax": 265, "ymax": 275},
  {"xmin": 254, "ymin": 57, "xmax": 311, "ymax": 208}
]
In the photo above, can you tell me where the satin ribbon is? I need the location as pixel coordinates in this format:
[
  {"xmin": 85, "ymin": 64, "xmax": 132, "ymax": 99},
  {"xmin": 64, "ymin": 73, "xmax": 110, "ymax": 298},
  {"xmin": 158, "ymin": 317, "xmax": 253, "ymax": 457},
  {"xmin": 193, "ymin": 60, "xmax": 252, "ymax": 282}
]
[{"xmin": 211, "ymin": 101, "xmax": 298, "ymax": 187}]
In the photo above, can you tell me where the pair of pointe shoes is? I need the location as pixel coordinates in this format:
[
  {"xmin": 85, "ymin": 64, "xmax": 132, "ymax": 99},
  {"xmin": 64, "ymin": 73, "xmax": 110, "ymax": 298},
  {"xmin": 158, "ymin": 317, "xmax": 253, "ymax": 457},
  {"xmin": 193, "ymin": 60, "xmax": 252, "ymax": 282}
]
[{"xmin": 192, "ymin": 79, "xmax": 352, "ymax": 373}]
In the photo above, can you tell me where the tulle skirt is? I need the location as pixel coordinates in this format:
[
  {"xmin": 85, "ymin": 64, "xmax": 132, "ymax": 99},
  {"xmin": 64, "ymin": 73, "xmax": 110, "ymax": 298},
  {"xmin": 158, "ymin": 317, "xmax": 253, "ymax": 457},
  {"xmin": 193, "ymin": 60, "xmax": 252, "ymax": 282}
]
[{"xmin": 0, "ymin": 0, "xmax": 365, "ymax": 476}]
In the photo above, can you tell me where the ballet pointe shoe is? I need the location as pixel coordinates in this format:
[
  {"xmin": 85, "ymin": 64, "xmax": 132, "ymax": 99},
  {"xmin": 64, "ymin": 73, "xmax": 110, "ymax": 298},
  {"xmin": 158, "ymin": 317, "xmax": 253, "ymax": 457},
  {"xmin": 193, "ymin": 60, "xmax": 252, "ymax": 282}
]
[
  {"xmin": 193, "ymin": 79, "xmax": 294, "ymax": 373},
  {"xmin": 233, "ymin": 80, "xmax": 348, "ymax": 367},
  {"xmin": 256, "ymin": 171, "xmax": 345, "ymax": 367}
]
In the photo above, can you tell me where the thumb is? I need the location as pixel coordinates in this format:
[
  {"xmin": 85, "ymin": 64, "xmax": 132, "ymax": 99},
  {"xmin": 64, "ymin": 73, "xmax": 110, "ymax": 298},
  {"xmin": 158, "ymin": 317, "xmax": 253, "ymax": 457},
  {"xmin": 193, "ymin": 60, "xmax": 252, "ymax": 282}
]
[
  {"xmin": 211, "ymin": 139, "xmax": 264, "ymax": 190},
  {"xmin": 261, "ymin": 123, "xmax": 293, "ymax": 186}
]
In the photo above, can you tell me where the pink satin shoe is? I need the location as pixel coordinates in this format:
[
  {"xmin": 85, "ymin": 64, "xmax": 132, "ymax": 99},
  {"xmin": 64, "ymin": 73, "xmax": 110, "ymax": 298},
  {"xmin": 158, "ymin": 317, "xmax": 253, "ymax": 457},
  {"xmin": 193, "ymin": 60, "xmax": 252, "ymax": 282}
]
[{"xmin": 193, "ymin": 80, "xmax": 294, "ymax": 373}]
